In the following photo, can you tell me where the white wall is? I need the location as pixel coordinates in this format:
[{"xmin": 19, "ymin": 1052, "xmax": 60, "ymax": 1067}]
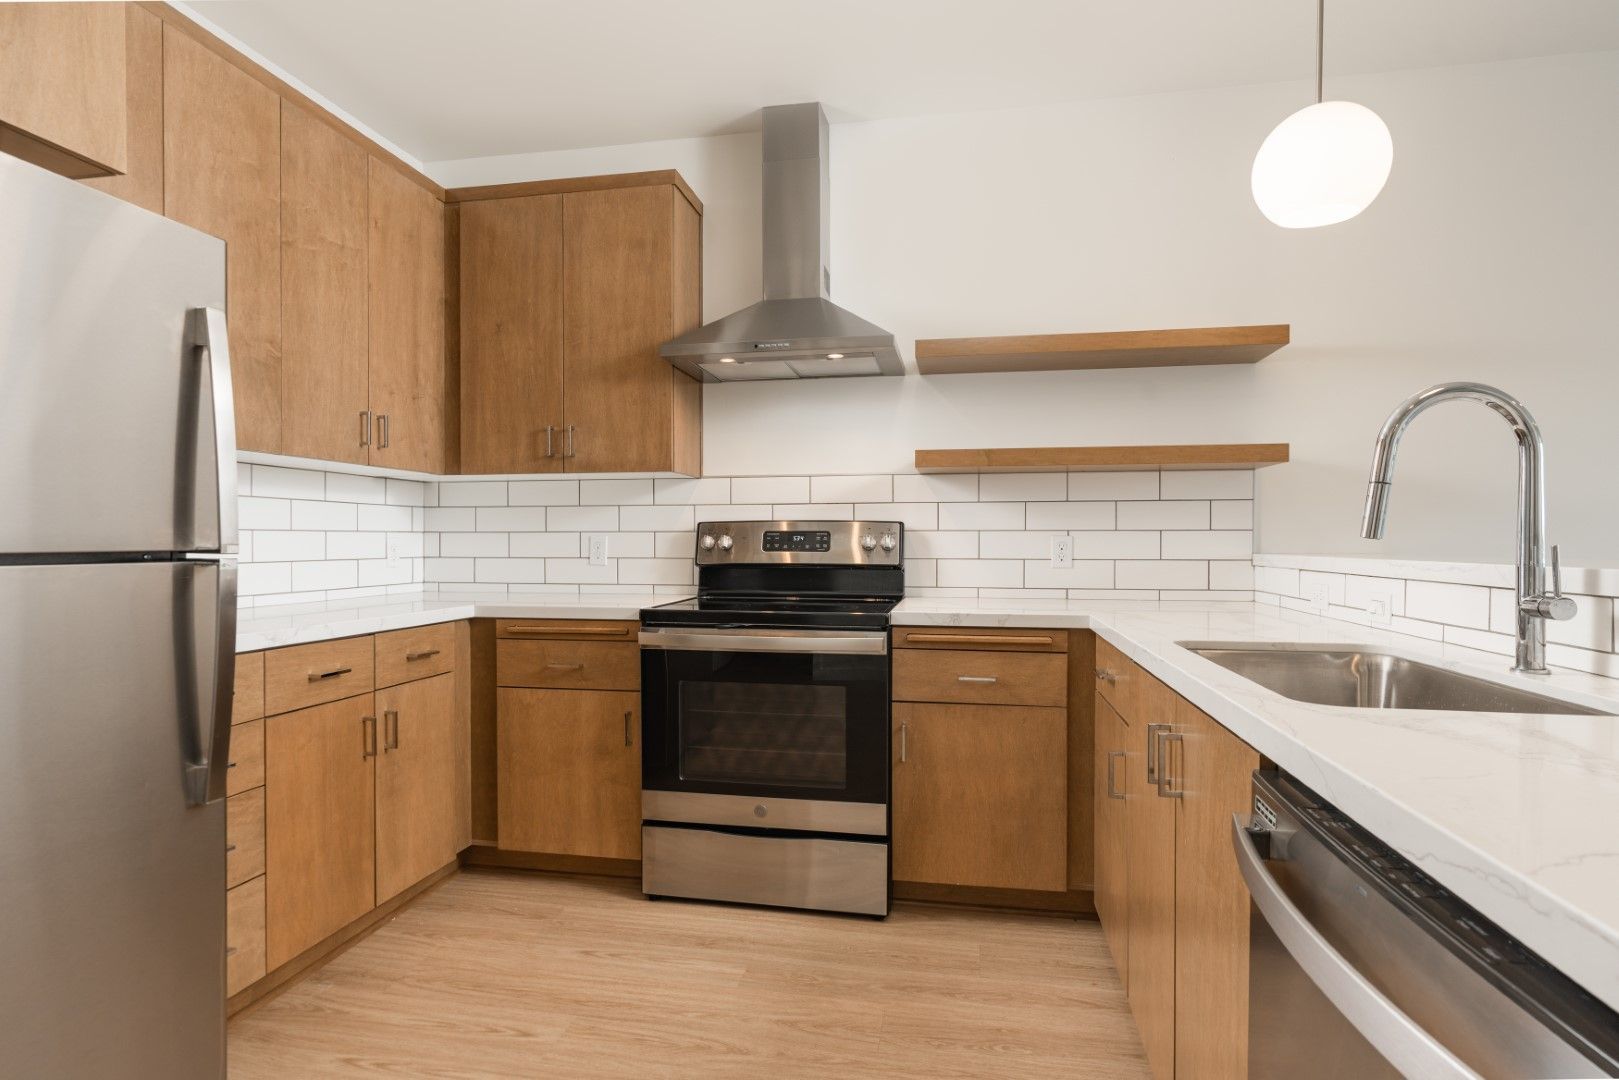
[{"xmin": 428, "ymin": 52, "xmax": 1619, "ymax": 567}]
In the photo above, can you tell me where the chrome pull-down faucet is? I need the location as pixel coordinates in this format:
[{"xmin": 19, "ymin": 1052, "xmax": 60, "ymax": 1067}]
[{"xmin": 1360, "ymin": 382, "xmax": 1575, "ymax": 674}]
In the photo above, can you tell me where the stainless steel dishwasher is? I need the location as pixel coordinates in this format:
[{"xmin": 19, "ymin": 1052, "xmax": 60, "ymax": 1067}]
[{"xmin": 1236, "ymin": 770, "xmax": 1619, "ymax": 1078}]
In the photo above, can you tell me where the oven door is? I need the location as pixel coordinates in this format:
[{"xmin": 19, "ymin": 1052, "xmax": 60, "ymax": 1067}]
[{"xmin": 640, "ymin": 627, "xmax": 890, "ymax": 834}]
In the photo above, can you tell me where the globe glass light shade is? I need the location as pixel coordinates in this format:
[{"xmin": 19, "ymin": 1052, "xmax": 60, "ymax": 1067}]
[{"xmin": 1251, "ymin": 100, "xmax": 1393, "ymax": 228}]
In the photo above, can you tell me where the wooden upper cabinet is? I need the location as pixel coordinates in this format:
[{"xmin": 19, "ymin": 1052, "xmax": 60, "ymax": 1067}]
[
  {"xmin": 0, "ymin": 2, "xmax": 126, "ymax": 178},
  {"xmin": 280, "ymin": 103, "xmax": 369, "ymax": 465},
  {"xmin": 562, "ymin": 184, "xmax": 702, "ymax": 474},
  {"xmin": 459, "ymin": 194, "xmax": 565, "ymax": 474},
  {"xmin": 162, "ymin": 25, "xmax": 282, "ymax": 452},
  {"xmin": 369, "ymin": 158, "xmax": 448, "ymax": 473},
  {"xmin": 82, "ymin": 4, "xmax": 162, "ymax": 212}
]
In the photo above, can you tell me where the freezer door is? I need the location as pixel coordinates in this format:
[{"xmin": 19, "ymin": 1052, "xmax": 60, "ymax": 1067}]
[
  {"xmin": 0, "ymin": 561, "xmax": 231, "ymax": 1079},
  {"xmin": 0, "ymin": 154, "xmax": 231, "ymax": 555}
]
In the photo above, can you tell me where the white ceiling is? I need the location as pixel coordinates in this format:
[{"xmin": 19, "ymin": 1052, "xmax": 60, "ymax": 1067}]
[{"xmin": 189, "ymin": 0, "xmax": 1619, "ymax": 164}]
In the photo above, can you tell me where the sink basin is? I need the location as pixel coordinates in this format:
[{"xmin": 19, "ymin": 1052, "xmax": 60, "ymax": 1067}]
[{"xmin": 1179, "ymin": 642, "xmax": 1613, "ymax": 716}]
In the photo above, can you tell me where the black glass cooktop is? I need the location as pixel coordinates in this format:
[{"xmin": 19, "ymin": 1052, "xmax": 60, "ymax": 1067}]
[{"xmin": 641, "ymin": 592, "xmax": 900, "ymax": 631}]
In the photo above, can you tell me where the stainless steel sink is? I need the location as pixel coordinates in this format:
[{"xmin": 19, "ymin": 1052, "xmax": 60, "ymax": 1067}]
[{"xmin": 1180, "ymin": 642, "xmax": 1613, "ymax": 715}]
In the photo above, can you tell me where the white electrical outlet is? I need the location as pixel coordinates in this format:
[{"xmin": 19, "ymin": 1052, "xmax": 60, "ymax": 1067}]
[
  {"xmin": 1303, "ymin": 580, "xmax": 1330, "ymax": 613},
  {"xmin": 587, "ymin": 534, "xmax": 608, "ymax": 567},
  {"xmin": 1366, "ymin": 597, "xmax": 1391, "ymax": 627},
  {"xmin": 385, "ymin": 537, "xmax": 404, "ymax": 568},
  {"xmin": 1050, "ymin": 536, "xmax": 1073, "ymax": 569}
]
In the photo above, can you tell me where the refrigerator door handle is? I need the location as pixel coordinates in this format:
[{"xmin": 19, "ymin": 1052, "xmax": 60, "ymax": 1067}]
[
  {"xmin": 188, "ymin": 307, "xmax": 238, "ymax": 555},
  {"xmin": 183, "ymin": 559, "xmax": 238, "ymax": 807}
]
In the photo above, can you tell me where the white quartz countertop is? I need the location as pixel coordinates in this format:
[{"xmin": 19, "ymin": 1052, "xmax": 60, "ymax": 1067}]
[{"xmin": 237, "ymin": 591, "xmax": 1619, "ymax": 1011}]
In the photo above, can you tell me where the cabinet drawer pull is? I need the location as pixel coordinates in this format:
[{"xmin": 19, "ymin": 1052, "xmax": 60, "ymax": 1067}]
[
  {"xmin": 225, "ymin": 947, "xmax": 238, "ymax": 957},
  {"xmin": 225, "ymin": 843, "xmax": 238, "ymax": 853},
  {"xmin": 544, "ymin": 425, "xmax": 556, "ymax": 458},
  {"xmin": 227, "ymin": 760, "xmax": 237, "ymax": 769},
  {"xmin": 1145, "ymin": 722, "xmax": 1169, "ymax": 785},
  {"xmin": 384, "ymin": 709, "xmax": 400, "ymax": 752},
  {"xmin": 360, "ymin": 410, "xmax": 371, "ymax": 447},
  {"xmin": 624, "ymin": 710, "xmax": 633, "ymax": 747},
  {"xmin": 362, "ymin": 716, "xmax": 378, "ymax": 759},
  {"xmin": 899, "ymin": 719, "xmax": 908, "ymax": 763},
  {"xmin": 505, "ymin": 625, "xmax": 629, "ymax": 637},
  {"xmin": 545, "ymin": 662, "xmax": 585, "ymax": 672},
  {"xmin": 1158, "ymin": 732, "xmax": 1185, "ymax": 799},
  {"xmin": 404, "ymin": 648, "xmax": 441, "ymax": 661},
  {"xmin": 376, "ymin": 413, "xmax": 390, "ymax": 449},
  {"xmin": 905, "ymin": 633, "xmax": 1053, "ymax": 647},
  {"xmin": 957, "ymin": 675, "xmax": 998, "ymax": 684},
  {"xmin": 1106, "ymin": 751, "xmax": 1125, "ymax": 799},
  {"xmin": 564, "ymin": 425, "xmax": 576, "ymax": 458},
  {"xmin": 308, "ymin": 667, "xmax": 353, "ymax": 682},
  {"xmin": 1095, "ymin": 667, "xmax": 1118, "ymax": 684}
]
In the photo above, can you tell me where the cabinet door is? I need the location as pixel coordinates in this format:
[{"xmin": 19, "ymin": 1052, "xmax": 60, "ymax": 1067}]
[
  {"xmin": 280, "ymin": 102, "xmax": 369, "ymax": 465},
  {"xmin": 458, "ymin": 194, "xmax": 565, "ymax": 474},
  {"xmin": 163, "ymin": 26, "xmax": 282, "ymax": 452},
  {"xmin": 497, "ymin": 688, "xmax": 640, "ymax": 859},
  {"xmin": 1093, "ymin": 692, "xmax": 1130, "ymax": 988},
  {"xmin": 265, "ymin": 694, "xmax": 376, "ymax": 969},
  {"xmin": 368, "ymin": 158, "xmax": 447, "ymax": 473},
  {"xmin": 1173, "ymin": 700, "xmax": 1260, "ymax": 1080},
  {"xmin": 0, "ymin": 2, "xmax": 126, "ymax": 177},
  {"xmin": 561, "ymin": 185, "xmax": 701, "ymax": 474},
  {"xmin": 83, "ymin": 4, "xmax": 162, "ymax": 211},
  {"xmin": 375, "ymin": 673, "xmax": 458, "ymax": 903},
  {"xmin": 892, "ymin": 702, "xmax": 1067, "ymax": 891},
  {"xmin": 1125, "ymin": 679, "xmax": 1178, "ymax": 1080}
]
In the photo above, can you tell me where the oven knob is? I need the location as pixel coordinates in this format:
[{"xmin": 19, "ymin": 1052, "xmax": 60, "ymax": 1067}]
[
  {"xmin": 718, "ymin": 534, "xmax": 734, "ymax": 551},
  {"xmin": 879, "ymin": 534, "xmax": 897, "ymax": 552},
  {"xmin": 699, "ymin": 534, "xmax": 716, "ymax": 551},
  {"xmin": 860, "ymin": 534, "xmax": 877, "ymax": 552}
]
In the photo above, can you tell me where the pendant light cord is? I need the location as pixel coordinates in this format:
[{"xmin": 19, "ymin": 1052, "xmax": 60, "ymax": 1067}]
[{"xmin": 1316, "ymin": 0, "xmax": 1325, "ymax": 103}]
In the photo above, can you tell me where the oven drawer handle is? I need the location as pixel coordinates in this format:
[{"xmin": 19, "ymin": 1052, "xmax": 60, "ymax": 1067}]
[
  {"xmin": 545, "ymin": 662, "xmax": 585, "ymax": 672},
  {"xmin": 957, "ymin": 675, "xmax": 998, "ymax": 684},
  {"xmin": 904, "ymin": 633, "xmax": 1054, "ymax": 647},
  {"xmin": 1231, "ymin": 816, "xmax": 1479, "ymax": 1079},
  {"xmin": 637, "ymin": 630, "xmax": 888, "ymax": 655},
  {"xmin": 505, "ymin": 625, "xmax": 629, "ymax": 637}
]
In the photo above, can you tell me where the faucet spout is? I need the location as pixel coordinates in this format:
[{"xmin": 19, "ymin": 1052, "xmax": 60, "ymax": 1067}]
[{"xmin": 1360, "ymin": 382, "xmax": 1573, "ymax": 674}]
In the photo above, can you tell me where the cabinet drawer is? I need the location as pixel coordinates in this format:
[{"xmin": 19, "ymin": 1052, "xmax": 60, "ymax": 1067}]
[
  {"xmin": 1095, "ymin": 637, "xmax": 1137, "ymax": 717},
  {"xmin": 893, "ymin": 648, "xmax": 1067, "ymax": 707},
  {"xmin": 226, "ymin": 787, "xmax": 266, "ymax": 888},
  {"xmin": 375, "ymin": 622, "xmax": 456, "ymax": 687},
  {"xmin": 226, "ymin": 875, "xmax": 266, "ymax": 997},
  {"xmin": 496, "ymin": 639, "xmax": 639, "ymax": 691},
  {"xmin": 892, "ymin": 627, "xmax": 1068, "ymax": 653},
  {"xmin": 264, "ymin": 635, "xmax": 375, "ymax": 714},
  {"xmin": 234, "ymin": 652, "xmax": 265, "ymax": 723},
  {"xmin": 494, "ymin": 618, "xmax": 637, "ymax": 642},
  {"xmin": 226, "ymin": 718, "xmax": 264, "ymax": 795}
]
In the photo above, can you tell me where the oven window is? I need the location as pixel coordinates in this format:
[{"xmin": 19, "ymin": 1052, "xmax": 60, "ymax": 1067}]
[{"xmin": 678, "ymin": 681, "xmax": 848, "ymax": 789}]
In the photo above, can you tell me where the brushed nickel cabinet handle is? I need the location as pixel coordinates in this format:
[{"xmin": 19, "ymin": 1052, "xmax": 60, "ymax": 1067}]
[
  {"xmin": 904, "ymin": 633, "xmax": 1053, "ymax": 647},
  {"xmin": 225, "ymin": 947, "xmax": 238, "ymax": 957},
  {"xmin": 623, "ymin": 710, "xmax": 633, "ymax": 747},
  {"xmin": 1145, "ymin": 722, "xmax": 1169, "ymax": 785},
  {"xmin": 1095, "ymin": 667, "xmax": 1118, "ymax": 684},
  {"xmin": 405, "ymin": 649, "xmax": 441, "ymax": 661},
  {"xmin": 227, "ymin": 760, "xmax": 237, "ymax": 769},
  {"xmin": 384, "ymin": 708, "xmax": 399, "ymax": 752},
  {"xmin": 225, "ymin": 843, "xmax": 237, "ymax": 853},
  {"xmin": 376, "ymin": 413, "xmax": 390, "ymax": 449},
  {"xmin": 1159, "ymin": 732, "xmax": 1185, "ymax": 799},
  {"xmin": 308, "ymin": 667, "xmax": 353, "ymax": 682},
  {"xmin": 545, "ymin": 425, "xmax": 555, "ymax": 458},
  {"xmin": 899, "ymin": 719, "xmax": 908, "ymax": 763},
  {"xmin": 545, "ymin": 662, "xmax": 585, "ymax": 672},
  {"xmin": 362, "ymin": 716, "xmax": 378, "ymax": 759},
  {"xmin": 360, "ymin": 410, "xmax": 371, "ymax": 447},
  {"xmin": 1106, "ymin": 750, "xmax": 1125, "ymax": 799},
  {"xmin": 564, "ymin": 425, "xmax": 576, "ymax": 458},
  {"xmin": 957, "ymin": 675, "xmax": 998, "ymax": 684}
]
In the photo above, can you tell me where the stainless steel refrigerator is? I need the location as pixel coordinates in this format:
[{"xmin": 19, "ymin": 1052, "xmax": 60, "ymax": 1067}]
[{"xmin": 0, "ymin": 154, "xmax": 236, "ymax": 1077}]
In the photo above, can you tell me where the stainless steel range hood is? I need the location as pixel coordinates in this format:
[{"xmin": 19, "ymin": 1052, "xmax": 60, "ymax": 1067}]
[{"xmin": 661, "ymin": 103, "xmax": 904, "ymax": 382}]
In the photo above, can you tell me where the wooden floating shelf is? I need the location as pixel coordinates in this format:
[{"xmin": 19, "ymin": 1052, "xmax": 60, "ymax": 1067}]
[
  {"xmin": 914, "ymin": 324, "xmax": 1290, "ymax": 376},
  {"xmin": 915, "ymin": 443, "xmax": 1291, "ymax": 473}
]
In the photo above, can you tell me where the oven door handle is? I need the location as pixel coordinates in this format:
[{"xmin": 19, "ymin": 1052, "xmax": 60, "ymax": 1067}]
[{"xmin": 638, "ymin": 628, "xmax": 888, "ymax": 655}]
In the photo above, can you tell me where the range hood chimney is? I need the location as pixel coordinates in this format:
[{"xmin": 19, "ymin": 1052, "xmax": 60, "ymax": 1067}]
[{"xmin": 661, "ymin": 102, "xmax": 904, "ymax": 382}]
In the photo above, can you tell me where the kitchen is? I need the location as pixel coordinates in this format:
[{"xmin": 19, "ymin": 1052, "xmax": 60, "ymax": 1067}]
[{"xmin": 2, "ymin": 1, "xmax": 1617, "ymax": 1076}]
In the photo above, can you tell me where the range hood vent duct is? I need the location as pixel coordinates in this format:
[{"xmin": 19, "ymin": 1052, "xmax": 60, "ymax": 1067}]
[{"xmin": 661, "ymin": 102, "xmax": 903, "ymax": 382}]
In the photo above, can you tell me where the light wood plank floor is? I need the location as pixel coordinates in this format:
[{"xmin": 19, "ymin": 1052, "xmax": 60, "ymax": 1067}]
[{"xmin": 229, "ymin": 870, "xmax": 1150, "ymax": 1079}]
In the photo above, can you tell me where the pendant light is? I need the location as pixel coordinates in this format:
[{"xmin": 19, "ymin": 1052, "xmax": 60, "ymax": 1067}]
[{"xmin": 1251, "ymin": 0, "xmax": 1392, "ymax": 228}]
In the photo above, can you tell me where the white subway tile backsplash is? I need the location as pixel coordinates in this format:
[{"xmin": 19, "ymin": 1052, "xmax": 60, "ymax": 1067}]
[
  {"xmin": 1116, "ymin": 501, "xmax": 1209, "ymax": 529},
  {"xmin": 619, "ymin": 505, "xmax": 695, "ymax": 531},
  {"xmin": 732, "ymin": 476, "xmax": 809, "ymax": 504},
  {"xmin": 238, "ymin": 562, "xmax": 291, "ymax": 596},
  {"xmin": 1024, "ymin": 561, "xmax": 1114, "ymax": 589},
  {"xmin": 939, "ymin": 502, "xmax": 1024, "ymax": 530},
  {"xmin": 425, "ymin": 507, "xmax": 477, "ymax": 532},
  {"xmin": 441, "ymin": 533, "xmax": 510, "ymax": 558},
  {"xmin": 655, "ymin": 477, "xmax": 731, "ymax": 505},
  {"xmin": 811, "ymin": 475, "xmax": 892, "ymax": 503},
  {"xmin": 238, "ymin": 497, "xmax": 291, "ymax": 530},
  {"xmin": 1160, "ymin": 531, "xmax": 1254, "ymax": 559},
  {"xmin": 1068, "ymin": 472, "xmax": 1158, "ymax": 501},
  {"xmin": 439, "ymin": 481, "xmax": 509, "ymax": 506},
  {"xmin": 1210, "ymin": 500, "xmax": 1254, "ymax": 529},
  {"xmin": 1160, "ymin": 470, "xmax": 1253, "ymax": 499},
  {"xmin": 592, "ymin": 533, "xmax": 655, "ymax": 559},
  {"xmin": 292, "ymin": 560, "xmax": 358, "ymax": 592},
  {"xmin": 509, "ymin": 532, "xmax": 580, "ymax": 558},
  {"xmin": 581, "ymin": 478, "xmax": 654, "ymax": 505},
  {"xmin": 324, "ymin": 472, "xmax": 387, "ymax": 504},
  {"xmin": 1117, "ymin": 561, "xmax": 1208, "ymax": 589},
  {"xmin": 906, "ymin": 531, "xmax": 978, "ymax": 559},
  {"xmin": 1025, "ymin": 502, "xmax": 1114, "ymax": 530},
  {"xmin": 618, "ymin": 558, "xmax": 695, "ymax": 586},
  {"xmin": 424, "ymin": 557, "xmax": 474, "ymax": 582},
  {"xmin": 1406, "ymin": 580, "xmax": 1491, "ymax": 629},
  {"xmin": 1210, "ymin": 561, "xmax": 1257, "ymax": 590},
  {"xmin": 655, "ymin": 531, "xmax": 697, "ymax": 559},
  {"xmin": 979, "ymin": 531, "xmax": 1068, "ymax": 559},
  {"xmin": 542, "ymin": 506, "xmax": 616, "ymax": 531},
  {"xmin": 979, "ymin": 473, "xmax": 1067, "ymax": 502},
  {"xmin": 854, "ymin": 504, "xmax": 938, "ymax": 531},
  {"xmin": 545, "ymin": 559, "xmax": 617, "ymax": 585},
  {"xmin": 253, "ymin": 465, "xmax": 325, "ymax": 500},
  {"xmin": 937, "ymin": 560, "xmax": 1023, "ymax": 589},
  {"xmin": 699, "ymin": 504, "xmax": 770, "ymax": 522},
  {"xmin": 892, "ymin": 473, "xmax": 978, "ymax": 502},
  {"xmin": 773, "ymin": 503, "xmax": 852, "ymax": 520},
  {"xmin": 253, "ymin": 530, "xmax": 325, "ymax": 562},
  {"xmin": 509, "ymin": 480, "xmax": 580, "ymax": 506},
  {"xmin": 1069, "ymin": 531, "xmax": 1160, "ymax": 558},
  {"xmin": 475, "ymin": 558, "xmax": 549, "ymax": 584},
  {"xmin": 384, "ymin": 479, "xmax": 428, "ymax": 506},
  {"xmin": 291, "ymin": 500, "xmax": 358, "ymax": 531},
  {"xmin": 357, "ymin": 560, "xmax": 413, "ymax": 587},
  {"xmin": 326, "ymin": 532, "xmax": 386, "ymax": 560},
  {"xmin": 359, "ymin": 504, "xmax": 413, "ymax": 531}
]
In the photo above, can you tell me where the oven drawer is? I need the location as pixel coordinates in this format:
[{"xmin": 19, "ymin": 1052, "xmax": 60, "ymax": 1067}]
[
  {"xmin": 643, "ymin": 825, "xmax": 889, "ymax": 916},
  {"xmin": 495, "ymin": 618, "xmax": 637, "ymax": 642},
  {"xmin": 892, "ymin": 627, "xmax": 1068, "ymax": 653},
  {"xmin": 496, "ymin": 639, "xmax": 639, "ymax": 691},
  {"xmin": 893, "ymin": 648, "xmax": 1067, "ymax": 707}
]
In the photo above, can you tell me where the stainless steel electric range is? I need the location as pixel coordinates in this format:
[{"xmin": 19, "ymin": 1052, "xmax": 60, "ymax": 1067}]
[{"xmin": 638, "ymin": 520, "xmax": 903, "ymax": 917}]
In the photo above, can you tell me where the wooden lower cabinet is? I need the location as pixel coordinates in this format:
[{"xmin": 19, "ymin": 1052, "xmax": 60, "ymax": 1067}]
[
  {"xmin": 375, "ymin": 673, "xmax": 459, "ymax": 903},
  {"xmin": 496, "ymin": 688, "xmax": 641, "ymax": 859},
  {"xmin": 1093, "ymin": 694, "xmax": 1130, "ymax": 987},
  {"xmin": 1126, "ymin": 682, "xmax": 1178, "ymax": 1080},
  {"xmin": 891, "ymin": 702, "xmax": 1067, "ymax": 892},
  {"xmin": 226, "ymin": 874, "xmax": 267, "ymax": 996},
  {"xmin": 265, "ymin": 693, "xmax": 377, "ymax": 969},
  {"xmin": 1172, "ymin": 699, "xmax": 1260, "ymax": 1080}
]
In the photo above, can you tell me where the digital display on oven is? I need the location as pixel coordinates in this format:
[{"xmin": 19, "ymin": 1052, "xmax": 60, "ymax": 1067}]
[{"xmin": 762, "ymin": 530, "xmax": 832, "ymax": 552}]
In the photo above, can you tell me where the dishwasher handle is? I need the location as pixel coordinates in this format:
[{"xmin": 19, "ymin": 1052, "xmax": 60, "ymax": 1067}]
[{"xmin": 1231, "ymin": 815, "xmax": 1481, "ymax": 1080}]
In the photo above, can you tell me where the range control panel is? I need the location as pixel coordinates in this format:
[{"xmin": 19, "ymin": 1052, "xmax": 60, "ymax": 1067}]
[{"xmin": 695, "ymin": 520, "xmax": 902, "ymax": 566}]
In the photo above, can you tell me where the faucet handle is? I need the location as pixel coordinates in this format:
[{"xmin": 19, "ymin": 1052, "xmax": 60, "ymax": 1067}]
[
  {"xmin": 1523, "ymin": 545, "xmax": 1578, "ymax": 621},
  {"xmin": 1551, "ymin": 544, "xmax": 1564, "ymax": 599}
]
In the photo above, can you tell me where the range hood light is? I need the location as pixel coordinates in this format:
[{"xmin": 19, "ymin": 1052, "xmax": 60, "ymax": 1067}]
[
  {"xmin": 719, "ymin": 357, "xmax": 735, "ymax": 363},
  {"xmin": 826, "ymin": 353, "xmax": 844, "ymax": 360}
]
